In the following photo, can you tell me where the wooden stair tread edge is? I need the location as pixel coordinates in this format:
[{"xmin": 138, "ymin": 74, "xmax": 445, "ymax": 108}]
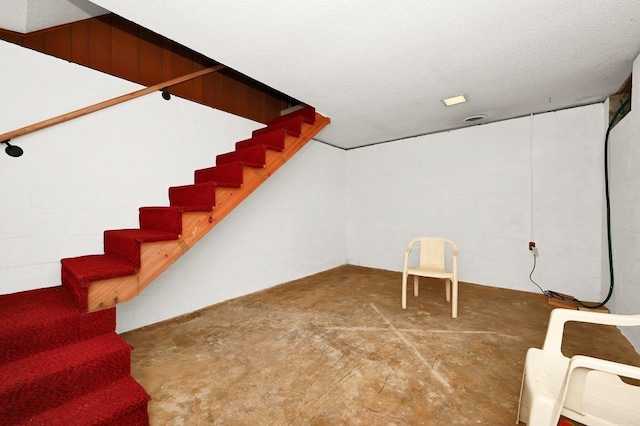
[
  {"xmin": 104, "ymin": 228, "xmax": 180, "ymax": 242},
  {"xmin": 172, "ymin": 205, "xmax": 215, "ymax": 212}
]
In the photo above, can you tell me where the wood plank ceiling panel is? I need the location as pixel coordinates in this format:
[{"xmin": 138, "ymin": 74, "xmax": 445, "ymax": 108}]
[
  {"xmin": 71, "ymin": 20, "xmax": 90, "ymax": 67},
  {"xmin": 0, "ymin": 14, "xmax": 290, "ymax": 124},
  {"xmin": 110, "ymin": 18, "xmax": 139, "ymax": 82},
  {"xmin": 171, "ymin": 43, "xmax": 194, "ymax": 101},
  {"xmin": 160, "ymin": 38, "xmax": 173, "ymax": 83},
  {"xmin": 43, "ymin": 25, "xmax": 72, "ymax": 60},
  {"xmin": 137, "ymin": 28, "xmax": 163, "ymax": 86},
  {"xmin": 23, "ymin": 32, "xmax": 43, "ymax": 51},
  {"xmin": 217, "ymin": 71, "xmax": 235, "ymax": 115},
  {"xmin": 88, "ymin": 16, "xmax": 112, "ymax": 73},
  {"xmin": 191, "ymin": 55, "xmax": 205, "ymax": 104}
]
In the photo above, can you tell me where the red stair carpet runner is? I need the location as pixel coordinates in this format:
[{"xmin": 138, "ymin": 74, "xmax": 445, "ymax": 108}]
[{"xmin": 0, "ymin": 106, "xmax": 326, "ymax": 425}]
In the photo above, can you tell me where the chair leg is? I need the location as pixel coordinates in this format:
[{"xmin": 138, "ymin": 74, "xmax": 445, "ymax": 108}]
[
  {"xmin": 516, "ymin": 365, "xmax": 527, "ymax": 424},
  {"xmin": 402, "ymin": 271, "xmax": 408, "ymax": 309},
  {"xmin": 452, "ymin": 277, "xmax": 458, "ymax": 318},
  {"xmin": 445, "ymin": 278, "xmax": 451, "ymax": 302},
  {"xmin": 414, "ymin": 275, "xmax": 419, "ymax": 297}
]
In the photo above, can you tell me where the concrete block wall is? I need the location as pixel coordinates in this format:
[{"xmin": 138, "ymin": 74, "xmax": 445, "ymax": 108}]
[{"xmin": 346, "ymin": 104, "xmax": 605, "ymax": 302}]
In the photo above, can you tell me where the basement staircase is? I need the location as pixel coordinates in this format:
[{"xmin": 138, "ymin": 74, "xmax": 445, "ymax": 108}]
[{"xmin": 0, "ymin": 106, "xmax": 329, "ymax": 425}]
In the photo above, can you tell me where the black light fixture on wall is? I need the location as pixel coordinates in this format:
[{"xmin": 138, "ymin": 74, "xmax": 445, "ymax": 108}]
[{"xmin": 2, "ymin": 140, "xmax": 23, "ymax": 157}]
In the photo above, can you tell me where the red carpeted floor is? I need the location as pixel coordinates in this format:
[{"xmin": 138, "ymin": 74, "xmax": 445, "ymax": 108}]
[{"xmin": 0, "ymin": 107, "xmax": 317, "ymax": 425}]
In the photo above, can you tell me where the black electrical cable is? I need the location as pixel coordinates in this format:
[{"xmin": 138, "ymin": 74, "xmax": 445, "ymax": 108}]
[
  {"xmin": 529, "ymin": 252, "xmax": 568, "ymax": 300},
  {"xmin": 528, "ymin": 253, "xmax": 546, "ymax": 295},
  {"xmin": 533, "ymin": 97, "xmax": 630, "ymax": 306},
  {"xmin": 571, "ymin": 97, "xmax": 631, "ymax": 309}
]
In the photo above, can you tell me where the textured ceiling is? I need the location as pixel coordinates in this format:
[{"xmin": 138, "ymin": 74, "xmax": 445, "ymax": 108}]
[
  {"xmin": 5, "ymin": 1, "xmax": 640, "ymax": 149},
  {"xmin": 0, "ymin": 0, "xmax": 107, "ymax": 33}
]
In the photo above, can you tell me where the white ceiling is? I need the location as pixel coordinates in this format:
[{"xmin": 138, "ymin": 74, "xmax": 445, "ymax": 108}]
[
  {"xmin": 4, "ymin": 1, "xmax": 640, "ymax": 149},
  {"xmin": 0, "ymin": 0, "xmax": 107, "ymax": 33}
]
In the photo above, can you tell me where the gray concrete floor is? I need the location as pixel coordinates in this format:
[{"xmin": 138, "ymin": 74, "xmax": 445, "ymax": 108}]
[{"xmin": 121, "ymin": 265, "xmax": 640, "ymax": 425}]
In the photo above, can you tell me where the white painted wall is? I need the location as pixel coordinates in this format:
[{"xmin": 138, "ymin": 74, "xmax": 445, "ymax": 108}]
[
  {"xmin": 346, "ymin": 105, "xmax": 605, "ymax": 301},
  {"xmin": 117, "ymin": 141, "xmax": 345, "ymax": 331},
  {"xmin": 0, "ymin": 40, "xmax": 346, "ymax": 332},
  {"xmin": 607, "ymin": 54, "xmax": 640, "ymax": 350}
]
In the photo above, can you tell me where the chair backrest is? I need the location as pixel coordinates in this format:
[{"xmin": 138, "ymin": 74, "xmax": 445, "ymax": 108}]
[
  {"xmin": 542, "ymin": 309, "xmax": 640, "ymax": 353},
  {"xmin": 411, "ymin": 237, "xmax": 457, "ymax": 270}
]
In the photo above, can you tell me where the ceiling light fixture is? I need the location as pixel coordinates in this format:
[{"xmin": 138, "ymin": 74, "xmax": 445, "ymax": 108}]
[
  {"xmin": 463, "ymin": 114, "xmax": 487, "ymax": 123},
  {"xmin": 442, "ymin": 94, "xmax": 467, "ymax": 107}
]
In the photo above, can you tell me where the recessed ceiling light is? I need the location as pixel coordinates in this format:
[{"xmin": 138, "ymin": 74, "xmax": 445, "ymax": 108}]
[{"xmin": 442, "ymin": 94, "xmax": 467, "ymax": 107}]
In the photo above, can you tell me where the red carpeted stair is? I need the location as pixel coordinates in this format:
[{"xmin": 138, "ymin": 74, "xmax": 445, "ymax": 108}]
[
  {"xmin": 0, "ymin": 106, "xmax": 328, "ymax": 425},
  {"xmin": 0, "ymin": 286, "xmax": 149, "ymax": 425}
]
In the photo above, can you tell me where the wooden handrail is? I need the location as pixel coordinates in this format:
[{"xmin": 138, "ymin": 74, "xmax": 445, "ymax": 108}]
[{"xmin": 0, "ymin": 65, "xmax": 225, "ymax": 143}]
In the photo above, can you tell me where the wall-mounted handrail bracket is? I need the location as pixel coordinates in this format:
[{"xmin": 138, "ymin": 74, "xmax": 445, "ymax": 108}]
[
  {"xmin": 2, "ymin": 140, "xmax": 23, "ymax": 157},
  {"xmin": 161, "ymin": 88, "xmax": 171, "ymax": 101}
]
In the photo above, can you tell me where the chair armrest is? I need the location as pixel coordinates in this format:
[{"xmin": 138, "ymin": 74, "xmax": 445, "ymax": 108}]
[
  {"xmin": 569, "ymin": 355, "xmax": 640, "ymax": 381},
  {"xmin": 543, "ymin": 309, "xmax": 640, "ymax": 352},
  {"xmin": 404, "ymin": 239, "xmax": 418, "ymax": 259},
  {"xmin": 403, "ymin": 244, "xmax": 414, "ymax": 270},
  {"xmin": 444, "ymin": 239, "xmax": 458, "ymax": 254},
  {"xmin": 552, "ymin": 355, "xmax": 640, "ymax": 421}
]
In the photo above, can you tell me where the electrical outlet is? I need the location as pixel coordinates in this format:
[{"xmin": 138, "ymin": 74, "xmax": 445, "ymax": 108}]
[{"xmin": 528, "ymin": 241, "xmax": 536, "ymax": 250}]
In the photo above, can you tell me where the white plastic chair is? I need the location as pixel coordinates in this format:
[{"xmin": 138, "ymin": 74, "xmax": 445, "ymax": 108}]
[
  {"xmin": 401, "ymin": 237, "xmax": 458, "ymax": 318},
  {"xmin": 517, "ymin": 308, "xmax": 640, "ymax": 425}
]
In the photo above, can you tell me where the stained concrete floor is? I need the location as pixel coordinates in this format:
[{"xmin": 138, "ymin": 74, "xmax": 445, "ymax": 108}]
[{"xmin": 121, "ymin": 265, "xmax": 640, "ymax": 425}]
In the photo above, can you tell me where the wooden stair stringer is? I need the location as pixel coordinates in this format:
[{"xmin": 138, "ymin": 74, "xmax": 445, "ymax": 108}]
[{"xmin": 86, "ymin": 113, "xmax": 330, "ymax": 312}]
